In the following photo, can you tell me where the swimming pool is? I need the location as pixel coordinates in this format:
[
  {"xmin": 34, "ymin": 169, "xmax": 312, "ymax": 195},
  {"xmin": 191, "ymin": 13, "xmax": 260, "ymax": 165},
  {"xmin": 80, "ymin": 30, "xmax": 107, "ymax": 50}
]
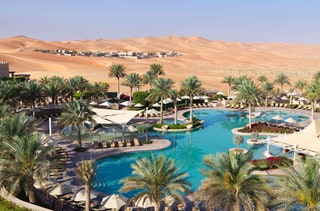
[{"xmin": 92, "ymin": 109, "xmax": 309, "ymax": 197}]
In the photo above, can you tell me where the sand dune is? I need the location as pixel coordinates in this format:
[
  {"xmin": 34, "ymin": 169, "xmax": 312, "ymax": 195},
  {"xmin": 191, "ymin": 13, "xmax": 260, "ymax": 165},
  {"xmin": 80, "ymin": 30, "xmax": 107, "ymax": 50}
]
[{"xmin": 1, "ymin": 35, "xmax": 320, "ymax": 94}]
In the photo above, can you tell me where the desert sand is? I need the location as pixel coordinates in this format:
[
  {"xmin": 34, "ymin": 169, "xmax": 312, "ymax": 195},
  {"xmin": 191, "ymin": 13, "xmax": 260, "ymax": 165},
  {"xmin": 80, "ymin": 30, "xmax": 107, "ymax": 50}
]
[{"xmin": 1, "ymin": 35, "xmax": 320, "ymax": 94}]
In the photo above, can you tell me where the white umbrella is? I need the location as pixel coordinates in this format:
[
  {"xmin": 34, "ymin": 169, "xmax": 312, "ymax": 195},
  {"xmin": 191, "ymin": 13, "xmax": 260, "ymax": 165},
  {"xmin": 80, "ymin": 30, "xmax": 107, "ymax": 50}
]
[
  {"xmin": 120, "ymin": 101, "xmax": 134, "ymax": 107},
  {"xmin": 73, "ymin": 189, "xmax": 99, "ymax": 202},
  {"xmin": 135, "ymin": 195, "xmax": 156, "ymax": 208},
  {"xmin": 152, "ymin": 103, "xmax": 161, "ymax": 107},
  {"xmin": 181, "ymin": 95, "xmax": 190, "ymax": 100},
  {"xmin": 48, "ymin": 183, "xmax": 73, "ymax": 196},
  {"xmin": 161, "ymin": 98, "xmax": 173, "ymax": 104},
  {"xmin": 134, "ymin": 103, "xmax": 144, "ymax": 107},
  {"xmin": 146, "ymin": 109, "xmax": 160, "ymax": 115},
  {"xmin": 285, "ymin": 117, "xmax": 297, "ymax": 124},
  {"xmin": 201, "ymin": 96, "xmax": 210, "ymax": 100},
  {"xmin": 101, "ymin": 194, "xmax": 128, "ymax": 210},
  {"xmin": 176, "ymin": 97, "xmax": 182, "ymax": 101},
  {"xmin": 281, "ymin": 96, "xmax": 289, "ymax": 100},
  {"xmin": 99, "ymin": 101, "xmax": 114, "ymax": 107},
  {"xmin": 272, "ymin": 115, "xmax": 283, "ymax": 121},
  {"xmin": 298, "ymin": 97, "xmax": 307, "ymax": 101},
  {"xmin": 216, "ymin": 91, "xmax": 224, "ymax": 95},
  {"xmin": 89, "ymin": 101, "xmax": 98, "ymax": 105},
  {"xmin": 193, "ymin": 96, "xmax": 201, "ymax": 100}
]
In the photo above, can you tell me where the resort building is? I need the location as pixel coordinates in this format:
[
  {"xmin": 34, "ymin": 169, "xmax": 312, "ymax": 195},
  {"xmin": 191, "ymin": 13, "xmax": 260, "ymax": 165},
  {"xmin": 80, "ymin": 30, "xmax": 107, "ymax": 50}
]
[{"xmin": 0, "ymin": 62, "xmax": 31, "ymax": 81}]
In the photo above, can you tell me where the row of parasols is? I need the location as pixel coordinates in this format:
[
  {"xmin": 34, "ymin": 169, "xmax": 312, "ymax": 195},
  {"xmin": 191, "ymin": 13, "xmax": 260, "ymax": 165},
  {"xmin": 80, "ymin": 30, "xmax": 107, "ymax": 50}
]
[
  {"xmin": 35, "ymin": 180, "xmax": 163, "ymax": 210},
  {"xmin": 94, "ymin": 95, "xmax": 211, "ymax": 108}
]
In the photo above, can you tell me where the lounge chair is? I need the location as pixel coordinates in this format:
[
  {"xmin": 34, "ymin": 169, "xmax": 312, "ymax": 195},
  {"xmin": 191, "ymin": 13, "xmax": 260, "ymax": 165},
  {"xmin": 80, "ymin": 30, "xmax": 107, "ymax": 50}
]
[
  {"xmin": 118, "ymin": 140, "xmax": 125, "ymax": 147},
  {"xmin": 110, "ymin": 140, "xmax": 116, "ymax": 148},
  {"xmin": 126, "ymin": 139, "xmax": 134, "ymax": 146},
  {"xmin": 134, "ymin": 138, "xmax": 142, "ymax": 146},
  {"xmin": 102, "ymin": 141, "xmax": 108, "ymax": 148}
]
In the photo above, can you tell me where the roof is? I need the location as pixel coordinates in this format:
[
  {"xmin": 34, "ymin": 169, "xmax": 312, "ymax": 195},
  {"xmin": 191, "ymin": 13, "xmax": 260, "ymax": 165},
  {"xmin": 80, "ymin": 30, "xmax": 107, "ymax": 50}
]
[
  {"xmin": 271, "ymin": 119, "xmax": 320, "ymax": 156},
  {"xmin": 92, "ymin": 108, "xmax": 143, "ymax": 125}
]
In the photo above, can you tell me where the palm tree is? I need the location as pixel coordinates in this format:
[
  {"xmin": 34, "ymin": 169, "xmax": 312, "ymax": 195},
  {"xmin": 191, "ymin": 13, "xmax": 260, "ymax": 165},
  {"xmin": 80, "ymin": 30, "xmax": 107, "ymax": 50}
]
[
  {"xmin": 122, "ymin": 73, "xmax": 141, "ymax": 103},
  {"xmin": 274, "ymin": 72, "xmax": 291, "ymax": 93},
  {"xmin": 0, "ymin": 80, "xmax": 21, "ymax": 108},
  {"xmin": 143, "ymin": 70, "xmax": 155, "ymax": 89},
  {"xmin": 313, "ymin": 71, "xmax": 320, "ymax": 80},
  {"xmin": 305, "ymin": 79, "xmax": 320, "ymax": 120},
  {"xmin": 0, "ymin": 112, "xmax": 34, "ymax": 142},
  {"xmin": 150, "ymin": 63, "xmax": 165, "ymax": 78},
  {"xmin": 257, "ymin": 75, "xmax": 267, "ymax": 84},
  {"xmin": 74, "ymin": 160, "xmax": 96, "ymax": 211},
  {"xmin": 58, "ymin": 100, "xmax": 96, "ymax": 148},
  {"xmin": 274, "ymin": 157, "xmax": 320, "ymax": 210},
  {"xmin": 180, "ymin": 76, "xmax": 202, "ymax": 123},
  {"xmin": 260, "ymin": 81, "xmax": 274, "ymax": 106},
  {"xmin": 64, "ymin": 76, "xmax": 89, "ymax": 102},
  {"xmin": 221, "ymin": 75, "xmax": 235, "ymax": 97},
  {"xmin": 146, "ymin": 78, "xmax": 174, "ymax": 124},
  {"xmin": 120, "ymin": 154, "xmax": 191, "ymax": 211},
  {"xmin": 0, "ymin": 105, "xmax": 11, "ymax": 119},
  {"xmin": 0, "ymin": 133, "xmax": 58, "ymax": 203},
  {"xmin": 234, "ymin": 77, "xmax": 261, "ymax": 129},
  {"xmin": 233, "ymin": 134, "xmax": 243, "ymax": 149},
  {"xmin": 168, "ymin": 89, "xmax": 179, "ymax": 125},
  {"xmin": 87, "ymin": 82, "xmax": 109, "ymax": 103},
  {"xmin": 108, "ymin": 64, "xmax": 126, "ymax": 98},
  {"xmin": 22, "ymin": 81, "xmax": 42, "ymax": 118},
  {"xmin": 196, "ymin": 151, "xmax": 274, "ymax": 211},
  {"xmin": 295, "ymin": 79, "xmax": 307, "ymax": 95},
  {"xmin": 41, "ymin": 77, "xmax": 64, "ymax": 106}
]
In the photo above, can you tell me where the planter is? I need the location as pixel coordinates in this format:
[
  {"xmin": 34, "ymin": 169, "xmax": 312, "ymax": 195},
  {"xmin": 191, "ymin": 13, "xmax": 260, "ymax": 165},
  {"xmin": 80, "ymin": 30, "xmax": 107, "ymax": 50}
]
[
  {"xmin": 247, "ymin": 139, "xmax": 265, "ymax": 145},
  {"xmin": 229, "ymin": 148, "xmax": 248, "ymax": 154},
  {"xmin": 162, "ymin": 125, "xmax": 169, "ymax": 130}
]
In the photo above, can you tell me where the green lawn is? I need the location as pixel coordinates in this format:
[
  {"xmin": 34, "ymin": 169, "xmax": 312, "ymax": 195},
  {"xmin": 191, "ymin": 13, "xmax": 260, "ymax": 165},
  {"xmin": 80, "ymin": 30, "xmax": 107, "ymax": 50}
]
[{"xmin": 0, "ymin": 197, "xmax": 31, "ymax": 211}]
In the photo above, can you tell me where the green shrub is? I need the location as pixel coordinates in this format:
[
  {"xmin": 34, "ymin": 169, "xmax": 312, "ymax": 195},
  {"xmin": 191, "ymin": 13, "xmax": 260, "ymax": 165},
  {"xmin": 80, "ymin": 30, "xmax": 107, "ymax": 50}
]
[
  {"xmin": 0, "ymin": 196, "xmax": 31, "ymax": 211},
  {"xmin": 133, "ymin": 91, "xmax": 149, "ymax": 106},
  {"xmin": 74, "ymin": 146, "xmax": 87, "ymax": 152},
  {"xmin": 141, "ymin": 140, "xmax": 152, "ymax": 144}
]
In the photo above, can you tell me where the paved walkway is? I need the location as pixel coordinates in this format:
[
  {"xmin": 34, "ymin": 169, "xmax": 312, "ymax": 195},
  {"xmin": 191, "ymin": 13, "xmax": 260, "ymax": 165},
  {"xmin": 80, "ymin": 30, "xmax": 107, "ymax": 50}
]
[{"xmin": 37, "ymin": 118, "xmax": 171, "ymax": 195}]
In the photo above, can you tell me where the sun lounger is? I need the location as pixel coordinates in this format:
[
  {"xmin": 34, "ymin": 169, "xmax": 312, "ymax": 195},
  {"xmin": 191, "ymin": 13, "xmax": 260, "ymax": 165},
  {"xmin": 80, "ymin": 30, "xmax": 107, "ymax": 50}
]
[
  {"xmin": 118, "ymin": 141, "xmax": 125, "ymax": 147},
  {"xmin": 126, "ymin": 139, "xmax": 134, "ymax": 146},
  {"xmin": 134, "ymin": 138, "xmax": 142, "ymax": 146},
  {"xmin": 101, "ymin": 141, "xmax": 108, "ymax": 148}
]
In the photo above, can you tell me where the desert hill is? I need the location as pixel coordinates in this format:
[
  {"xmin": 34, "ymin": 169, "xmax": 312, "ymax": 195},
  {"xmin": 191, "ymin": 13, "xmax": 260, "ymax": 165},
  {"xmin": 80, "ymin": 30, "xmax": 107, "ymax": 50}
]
[{"xmin": 1, "ymin": 35, "xmax": 320, "ymax": 94}]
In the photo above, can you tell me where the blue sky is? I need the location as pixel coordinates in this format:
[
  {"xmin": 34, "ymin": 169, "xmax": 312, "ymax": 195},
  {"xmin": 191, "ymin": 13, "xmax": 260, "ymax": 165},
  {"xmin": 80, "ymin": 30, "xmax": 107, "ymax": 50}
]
[{"xmin": 1, "ymin": 0, "xmax": 320, "ymax": 43}]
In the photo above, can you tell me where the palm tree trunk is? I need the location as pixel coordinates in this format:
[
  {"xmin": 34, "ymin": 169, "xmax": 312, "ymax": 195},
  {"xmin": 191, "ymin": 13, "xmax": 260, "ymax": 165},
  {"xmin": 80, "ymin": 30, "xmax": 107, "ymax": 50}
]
[
  {"xmin": 174, "ymin": 100, "xmax": 178, "ymax": 125},
  {"xmin": 265, "ymin": 96, "xmax": 268, "ymax": 107},
  {"xmin": 311, "ymin": 101, "xmax": 315, "ymax": 120},
  {"xmin": 130, "ymin": 88, "xmax": 133, "ymax": 104},
  {"xmin": 160, "ymin": 99, "xmax": 164, "ymax": 124},
  {"xmin": 85, "ymin": 184, "xmax": 91, "ymax": 211},
  {"xmin": 77, "ymin": 126, "xmax": 82, "ymax": 148},
  {"xmin": 117, "ymin": 77, "xmax": 120, "ymax": 98},
  {"xmin": 189, "ymin": 96, "xmax": 193, "ymax": 123},
  {"xmin": 154, "ymin": 201, "xmax": 161, "ymax": 211},
  {"xmin": 27, "ymin": 181, "xmax": 36, "ymax": 203},
  {"xmin": 32, "ymin": 100, "xmax": 36, "ymax": 119},
  {"xmin": 51, "ymin": 95, "xmax": 55, "ymax": 106},
  {"xmin": 248, "ymin": 104, "xmax": 252, "ymax": 129}
]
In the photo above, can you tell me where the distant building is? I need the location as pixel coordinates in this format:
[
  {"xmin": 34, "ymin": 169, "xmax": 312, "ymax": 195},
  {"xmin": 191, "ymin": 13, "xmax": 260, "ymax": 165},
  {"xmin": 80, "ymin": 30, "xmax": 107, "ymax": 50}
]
[
  {"xmin": 0, "ymin": 62, "xmax": 30, "ymax": 81},
  {"xmin": 0, "ymin": 62, "xmax": 12, "ymax": 79}
]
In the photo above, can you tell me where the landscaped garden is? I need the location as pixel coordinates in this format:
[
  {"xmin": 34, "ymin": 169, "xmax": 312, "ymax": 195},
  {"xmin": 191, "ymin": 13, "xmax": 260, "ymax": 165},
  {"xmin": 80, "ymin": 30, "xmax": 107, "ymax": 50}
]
[{"xmin": 238, "ymin": 122, "xmax": 299, "ymax": 134}]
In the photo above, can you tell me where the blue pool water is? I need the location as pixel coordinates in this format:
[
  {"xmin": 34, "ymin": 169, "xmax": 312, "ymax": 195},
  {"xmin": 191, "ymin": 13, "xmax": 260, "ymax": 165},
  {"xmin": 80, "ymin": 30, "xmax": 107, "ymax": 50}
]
[{"xmin": 92, "ymin": 109, "xmax": 309, "ymax": 197}]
